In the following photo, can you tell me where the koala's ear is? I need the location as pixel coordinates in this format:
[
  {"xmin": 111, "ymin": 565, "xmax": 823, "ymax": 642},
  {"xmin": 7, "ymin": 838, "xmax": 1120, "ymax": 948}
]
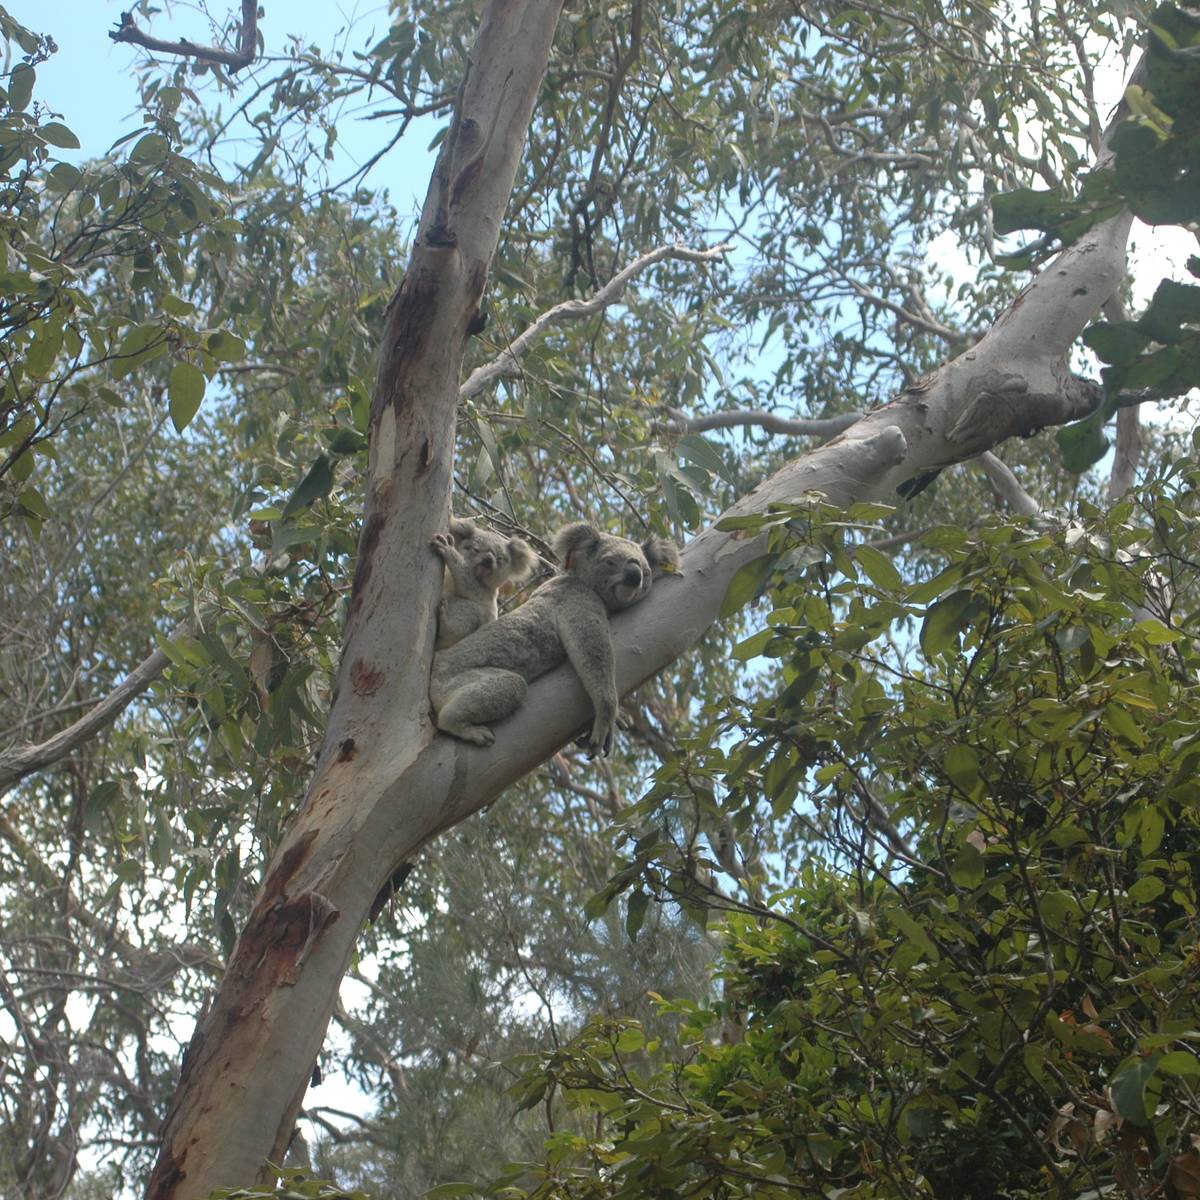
[
  {"xmin": 506, "ymin": 537, "xmax": 537, "ymax": 583},
  {"xmin": 553, "ymin": 522, "xmax": 602, "ymax": 571},
  {"xmin": 448, "ymin": 516, "xmax": 474, "ymax": 541},
  {"xmin": 642, "ymin": 535, "xmax": 682, "ymax": 576}
]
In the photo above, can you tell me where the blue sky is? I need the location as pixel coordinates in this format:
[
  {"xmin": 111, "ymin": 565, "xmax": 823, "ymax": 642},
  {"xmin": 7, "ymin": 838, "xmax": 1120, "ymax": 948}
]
[{"xmin": 20, "ymin": 1, "xmax": 438, "ymax": 216}]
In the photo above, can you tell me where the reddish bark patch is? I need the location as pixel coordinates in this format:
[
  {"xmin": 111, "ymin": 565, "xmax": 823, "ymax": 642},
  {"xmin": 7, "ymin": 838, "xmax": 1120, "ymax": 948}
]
[
  {"xmin": 347, "ymin": 509, "xmax": 385, "ymax": 624},
  {"xmin": 350, "ymin": 658, "xmax": 386, "ymax": 696},
  {"xmin": 227, "ymin": 890, "xmax": 342, "ymax": 1008},
  {"xmin": 145, "ymin": 1152, "xmax": 185, "ymax": 1199},
  {"xmin": 260, "ymin": 830, "xmax": 318, "ymax": 907},
  {"xmin": 374, "ymin": 264, "xmax": 445, "ymax": 423}
]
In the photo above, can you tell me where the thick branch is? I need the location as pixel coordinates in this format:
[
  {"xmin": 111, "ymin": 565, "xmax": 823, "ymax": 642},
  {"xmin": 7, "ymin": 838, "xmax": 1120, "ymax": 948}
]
[
  {"xmin": 110, "ymin": 1, "xmax": 259, "ymax": 71},
  {"xmin": 459, "ymin": 242, "xmax": 731, "ymax": 400},
  {"xmin": 0, "ymin": 625, "xmax": 186, "ymax": 795}
]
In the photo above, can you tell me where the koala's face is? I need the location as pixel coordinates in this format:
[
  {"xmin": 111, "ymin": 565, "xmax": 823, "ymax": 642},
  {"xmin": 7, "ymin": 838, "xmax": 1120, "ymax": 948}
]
[
  {"xmin": 451, "ymin": 519, "xmax": 536, "ymax": 588},
  {"xmin": 554, "ymin": 523, "xmax": 681, "ymax": 612}
]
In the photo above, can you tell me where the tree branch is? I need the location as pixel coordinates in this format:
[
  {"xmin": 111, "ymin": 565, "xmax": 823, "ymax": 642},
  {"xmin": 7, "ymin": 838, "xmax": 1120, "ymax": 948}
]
[
  {"xmin": 975, "ymin": 451, "xmax": 1041, "ymax": 516},
  {"xmin": 0, "ymin": 624, "xmax": 188, "ymax": 795},
  {"xmin": 1103, "ymin": 296, "xmax": 1143, "ymax": 500},
  {"xmin": 110, "ymin": 1, "xmax": 260, "ymax": 71},
  {"xmin": 459, "ymin": 242, "xmax": 731, "ymax": 400},
  {"xmin": 656, "ymin": 406, "xmax": 861, "ymax": 439}
]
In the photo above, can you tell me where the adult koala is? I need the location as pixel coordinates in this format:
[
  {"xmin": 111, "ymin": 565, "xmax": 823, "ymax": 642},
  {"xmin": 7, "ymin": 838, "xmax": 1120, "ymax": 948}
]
[
  {"xmin": 430, "ymin": 522, "xmax": 680, "ymax": 756},
  {"xmin": 431, "ymin": 517, "xmax": 537, "ymax": 651}
]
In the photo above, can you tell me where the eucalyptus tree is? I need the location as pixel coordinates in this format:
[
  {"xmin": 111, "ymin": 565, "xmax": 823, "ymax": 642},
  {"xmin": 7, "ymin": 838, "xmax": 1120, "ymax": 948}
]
[{"xmin": 1, "ymin": 0, "xmax": 1197, "ymax": 1197}]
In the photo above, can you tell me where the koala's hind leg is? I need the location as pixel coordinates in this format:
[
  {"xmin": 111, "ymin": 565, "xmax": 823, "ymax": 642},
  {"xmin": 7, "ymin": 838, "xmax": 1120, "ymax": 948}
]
[{"xmin": 432, "ymin": 668, "xmax": 527, "ymax": 747}]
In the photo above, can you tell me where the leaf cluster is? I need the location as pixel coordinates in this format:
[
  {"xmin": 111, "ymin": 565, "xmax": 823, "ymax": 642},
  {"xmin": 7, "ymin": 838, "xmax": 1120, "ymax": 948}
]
[{"xmin": 494, "ymin": 444, "xmax": 1200, "ymax": 1199}]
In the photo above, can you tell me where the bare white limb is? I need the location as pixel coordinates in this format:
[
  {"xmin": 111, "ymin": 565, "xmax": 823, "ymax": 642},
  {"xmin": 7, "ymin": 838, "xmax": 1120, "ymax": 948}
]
[
  {"xmin": 975, "ymin": 451, "xmax": 1041, "ymax": 516},
  {"xmin": 1103, "ymin": 296, "xmax": 1143, "ymax": 500},
  {"xmin": 459, "ymin": 242, "xmax": 732, "ymax": 400},
  {"xmin": 0, "ymin": 624, "xmax": 188, "ymax": 795},
  {"xmin": 658, "ymin": 406, "xmax": 861, "ymax": 438}
]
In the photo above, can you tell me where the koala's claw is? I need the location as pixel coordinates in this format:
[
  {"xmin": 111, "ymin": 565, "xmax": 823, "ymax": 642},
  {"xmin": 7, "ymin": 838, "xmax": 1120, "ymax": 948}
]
[
  {"xmin": 454, "ymin": 724, "xmax": 494, "ymax": 747},
  {"xmin": 582, "ymin": 720, "xmax": 615, "ymax": 759},
  {"xmin": 431, "ymin": 532, "xmax": 454, "ymax": 558}
]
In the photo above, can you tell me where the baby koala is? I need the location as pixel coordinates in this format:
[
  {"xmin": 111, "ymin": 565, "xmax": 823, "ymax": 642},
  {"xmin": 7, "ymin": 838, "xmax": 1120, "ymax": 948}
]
[
  {"xmin": 430, "ymin": 522, "xmax": 680, "ymax": 757},
  {"xmin": 431, "ymin": 517, "xmax": 537, "ymax": 651}
]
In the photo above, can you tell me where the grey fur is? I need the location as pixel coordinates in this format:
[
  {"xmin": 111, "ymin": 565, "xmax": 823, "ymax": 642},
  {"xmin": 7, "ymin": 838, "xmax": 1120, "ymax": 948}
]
[
  {"xmin": 431, "ymin": 522, "xmax": 680, "ymax": 755},
  {"xmin": 431, "ymin": 517, "xmax": 537, "ymax": 651}
]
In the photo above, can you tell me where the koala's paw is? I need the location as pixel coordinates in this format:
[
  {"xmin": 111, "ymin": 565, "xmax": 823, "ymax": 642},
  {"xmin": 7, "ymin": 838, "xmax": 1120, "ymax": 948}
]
[
  {"xmin": 451, "ymin": 724, "xmax": 495, "ymax": 747},
  {"xmin": 582, "ymin": 718, "xmax": 616, "ymax": 759},
  {"xmin": 430, "ymin": 532, "xmax": 455, "ymax": 559}
]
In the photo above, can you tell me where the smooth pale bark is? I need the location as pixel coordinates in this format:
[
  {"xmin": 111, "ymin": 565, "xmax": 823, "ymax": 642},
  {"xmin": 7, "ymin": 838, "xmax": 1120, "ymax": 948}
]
[
  {"xmin": 145, "ymin": 2, "xmax": 565, "ymax": 1195},
  {"xmin": 146, "ymin": 16, "xmax": 1136, "ymax": 1192}
]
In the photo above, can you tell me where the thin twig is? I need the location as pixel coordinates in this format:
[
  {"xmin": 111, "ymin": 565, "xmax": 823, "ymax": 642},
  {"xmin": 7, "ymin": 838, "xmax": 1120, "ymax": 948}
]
[{"xmin": 459, "ymin": 242, "xmax": 731, "ymax": 400}]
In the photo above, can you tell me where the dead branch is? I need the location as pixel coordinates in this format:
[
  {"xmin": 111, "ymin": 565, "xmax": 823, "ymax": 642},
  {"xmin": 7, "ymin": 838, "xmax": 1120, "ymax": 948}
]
[{"xmin": 110, "ymin": 1, "xmax": 260, "ymax": 71}]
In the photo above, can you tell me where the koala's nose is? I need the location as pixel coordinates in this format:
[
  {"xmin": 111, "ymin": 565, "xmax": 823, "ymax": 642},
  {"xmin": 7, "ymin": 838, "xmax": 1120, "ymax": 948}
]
[
  {"xmin": 622, "ymin": 562, "xmax": 644, "ymax": 587},
  {"xmin": 480, "ymin": 554, "xmax": 496, "ymax": 570}
]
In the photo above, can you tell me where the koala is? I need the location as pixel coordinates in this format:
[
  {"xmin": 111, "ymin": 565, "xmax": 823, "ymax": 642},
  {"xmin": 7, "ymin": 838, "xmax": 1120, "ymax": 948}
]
[
  {"xmin": 431, "ymin": 517, "xmax": 537, "ymax": 651},
  {"xmin": 430, "ymin": 522, "xmax": 680, "ymax": 757}
]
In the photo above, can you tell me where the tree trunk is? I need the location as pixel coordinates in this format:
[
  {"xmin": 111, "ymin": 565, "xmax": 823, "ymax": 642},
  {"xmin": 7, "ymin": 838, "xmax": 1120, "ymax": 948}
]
[
  {"xmin": 147, "ymin": 10, "xmax": 1137, "ymax": 1191},
  {"xmin": 146, "ymin": 2, "xmax": 565, "ymax": 1195}
]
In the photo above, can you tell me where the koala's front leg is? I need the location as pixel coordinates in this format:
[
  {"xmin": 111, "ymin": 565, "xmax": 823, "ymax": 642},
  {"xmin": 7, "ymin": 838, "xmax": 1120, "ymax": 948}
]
[
  {"xmin": 430, "ymin": 531, "xmax": 464, "ymax": 570},
  {"xmin": 556, "ymin": 608, "xmax": 618, "ymax": 758}
]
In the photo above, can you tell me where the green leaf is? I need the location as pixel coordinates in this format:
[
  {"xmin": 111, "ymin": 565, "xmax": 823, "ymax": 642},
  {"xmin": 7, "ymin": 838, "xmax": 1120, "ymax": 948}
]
[
  {"xmin": 720, "ymin": 553, "xmax": 777, "ymax": 618},
  {"xmin": 854, "ymin": 543, "xmax": 902, "ymax": 591},
  {"xmin": 160, "ymin": 294, "xmax": 196, "ymax": 317},
  {"xmin": 920, "ymin": 589, "xmax": 973, "ymax": 657},
  {"xmin": 45, "ymin": 161, "xmax": 81, "ymax": 193},
  {"xmin": 1157, "ymin": 1050, "xmax": 1200, "ymax": 1077},
  {"xmin": 1135, "ymin": 618, "xmax": 1181, "ymax": 645},
  {"xmin": 111, "ymin": 323, "xmax": 168, "ymax": 379},
  {"xmin": 17, "ymin": 486, "xmax": 50, "ymax": 520},
  {"xmin": 205, "ymin": 330, "xmax": 246, "ymax": 362},
  {"xmin": 281, "ymin": 456, "xmax": 335, "ymax": 519},
  {"xmin": 625, "ymin": 889, "xmax": 649, "ymax": 941},
  {"xmin": 25, "ymin": 323, "xmax": 64, "ymax": 379},
  {"xmin": 890, "ymin": 909, "xmax": 940, "ymax": 962},
  {"xmin": 130, "ymin": 132, "xmax": 170, "ymax": 163},
  {"xmin": 614, "ymin": 1025, "xmax": 646, "ymax": 1053},
  {"xmin": 1110, "ymin": 1056, "xmax": 1161, "ymax": 1124},
  {"xmin": 169, "ymin": 362, "xmax": 206, "ymax": 433},
  {"xmin": 40, "ymin": 121, "xmax": 80, "ymax": 150},
  {"xmin": 8, "ymin": 63, "xmax": 34, "ymax": 111},
  {"xmin": 1057, "ymin": 410, "xmax": 1109, "ymax": 474},
  {"xmin": 943, "ymin": 744, "xmax": 980, "ymax": 794},
  {"xmin": 1083, "ymin": 321, "xmax": 1151, "ymax": 364},
  {"xmin": 678, "ymin": 434, "xmax": 733, "ymax": 482},
  {"xmin": 1128, "ymin": 876, "xmax": 1165, "ymax": 904},
  {"xmin": 324, "ymin": 427, "xmax": 367, "ymax": 455}
]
